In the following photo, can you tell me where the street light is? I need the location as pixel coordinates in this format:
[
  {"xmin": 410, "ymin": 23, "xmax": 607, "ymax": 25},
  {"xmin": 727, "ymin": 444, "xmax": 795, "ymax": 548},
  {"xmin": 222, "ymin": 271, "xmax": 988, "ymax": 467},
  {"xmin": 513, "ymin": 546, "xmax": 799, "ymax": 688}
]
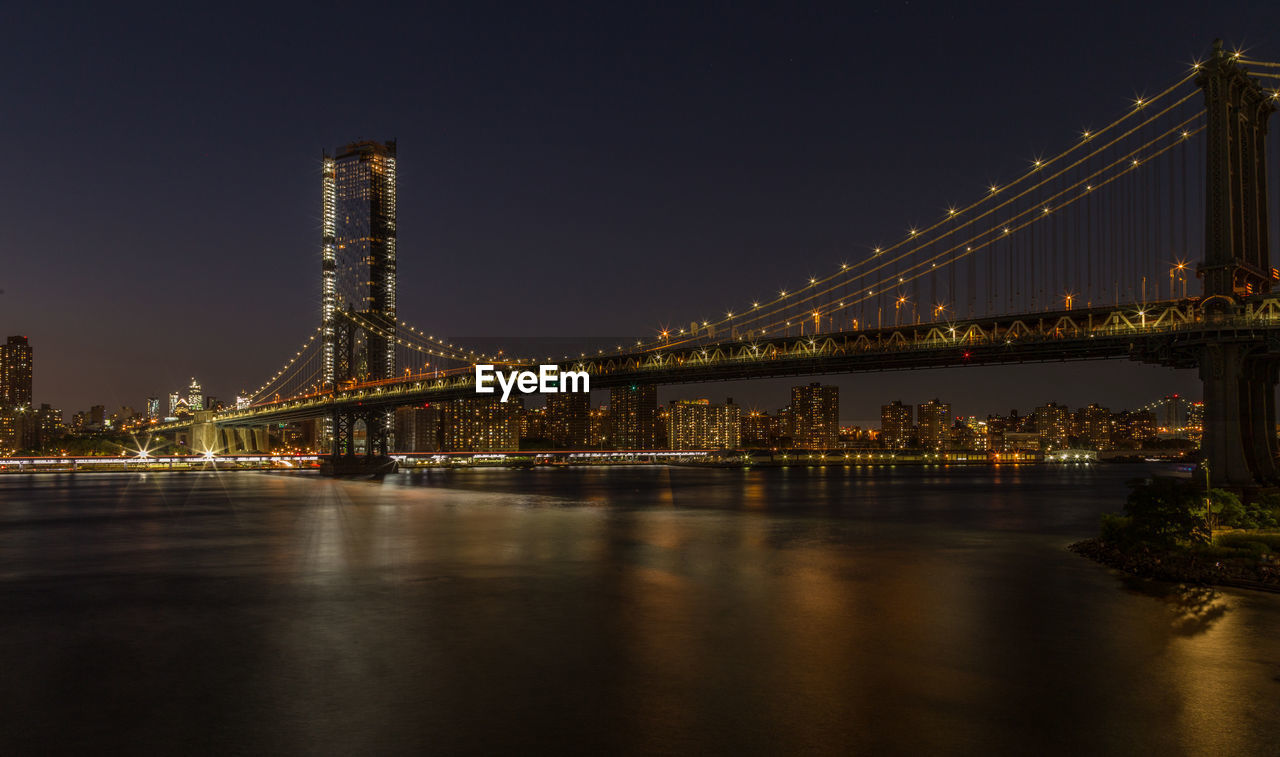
[{"xmin": 1170, "ymin": 260, "xmax": 1189, "ymax": 299}]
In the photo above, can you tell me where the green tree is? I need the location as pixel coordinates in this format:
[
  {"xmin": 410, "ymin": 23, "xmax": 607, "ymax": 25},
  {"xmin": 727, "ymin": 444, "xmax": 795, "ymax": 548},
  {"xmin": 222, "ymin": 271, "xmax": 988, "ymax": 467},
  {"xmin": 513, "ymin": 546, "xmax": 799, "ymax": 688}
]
[{"xmin": 1123, "ymin": 477, "xmax": 1209, "ymax": 546}]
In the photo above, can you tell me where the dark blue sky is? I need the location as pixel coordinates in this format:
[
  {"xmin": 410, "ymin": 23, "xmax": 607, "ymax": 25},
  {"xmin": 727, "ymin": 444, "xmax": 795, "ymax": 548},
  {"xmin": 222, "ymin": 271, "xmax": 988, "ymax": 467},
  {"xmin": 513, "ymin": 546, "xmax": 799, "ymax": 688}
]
[{"xmin": 3, "ymin": 1, "xmax": 1277, "ymax": 422}]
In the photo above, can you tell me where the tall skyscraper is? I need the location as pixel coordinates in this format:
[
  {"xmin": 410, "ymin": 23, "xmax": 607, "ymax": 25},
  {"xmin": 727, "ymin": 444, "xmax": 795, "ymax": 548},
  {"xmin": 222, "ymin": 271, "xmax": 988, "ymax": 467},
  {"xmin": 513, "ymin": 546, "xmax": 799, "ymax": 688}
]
[
  {"xmin": 322, "ymin": 140, "xmax": 398, "ymax": 387},
  {"xmin": 880, "ymin": 400, "xmax": 914, "ymax": 450},
  {"xmin": 187, "ymin": 378, "xmax": 204, "ymax": 412},
  {"xmin": 0, "ymin": 336, "xmax": 33, "ymax": 409},
  {"xmin": 789, "ymin": 383, "xmax": 839, "ymax": 449},
  {"xmin": 917, "ymin": 399, "xmax": 952, "ymax": 450},
  {"xmin": 440, "ymin": 397, "xmax": 519, "ymax": 452},
  {"xmin": 1033, "ymin": 402, "xmax": 1071, "ymax": 451},
  {"xmin": 395, "ymin": 405, "xmax": 443, "ymax": 452},
  {"xmin": 610, "ymin": 385, "xmax": 659, "ymax": 449},
  {"xmin": 545, "ymin": 392, "xmax": 591, "ymax": 448},
  {"xmin": 1074, "ymin": 403, "xmax": 1113, "ymax": 450},
  {"xmin": 35, "ymin": 404, "xmax": 62, "ymax": 447},
  {"xmin": 146, "ymin": 397, "xmax": 160, "ymax": 420},
  {"xmin": 666, "ymin": 398, "xmax": 741, "ymax": 450}
]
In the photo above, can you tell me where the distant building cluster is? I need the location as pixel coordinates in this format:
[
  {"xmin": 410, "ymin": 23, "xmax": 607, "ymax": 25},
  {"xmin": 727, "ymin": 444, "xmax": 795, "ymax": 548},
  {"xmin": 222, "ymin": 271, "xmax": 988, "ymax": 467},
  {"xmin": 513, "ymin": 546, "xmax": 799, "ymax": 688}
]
[
  {"xmin": 0, "ymin": 324, "xmax": 1207, "ymax": 462},
  {"xmin": 363, "ymin": 386, "xmax": 1203, "ymax": 456},
  {"xmin": 389, "ymin": 386, "xmax": 744, "ymax": 453},
  {"xmin": 160, "ymin": 378, "xmax": 222, "ymax": 421},
  {"xmin": 0, "ymin": 336, "xmax": 64, "ymax": 455},
  {"xmin": 872, "ymin": 396, "xmax": 1202, "ymax": 455}
]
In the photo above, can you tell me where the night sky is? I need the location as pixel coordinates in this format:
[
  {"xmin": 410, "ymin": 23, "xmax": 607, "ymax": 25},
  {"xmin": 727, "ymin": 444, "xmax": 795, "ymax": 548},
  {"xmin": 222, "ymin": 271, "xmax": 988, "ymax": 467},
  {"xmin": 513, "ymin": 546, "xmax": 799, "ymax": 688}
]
[{"xmin": 4, "ymin": 1, "xmax": 1278, "ymax": 424}]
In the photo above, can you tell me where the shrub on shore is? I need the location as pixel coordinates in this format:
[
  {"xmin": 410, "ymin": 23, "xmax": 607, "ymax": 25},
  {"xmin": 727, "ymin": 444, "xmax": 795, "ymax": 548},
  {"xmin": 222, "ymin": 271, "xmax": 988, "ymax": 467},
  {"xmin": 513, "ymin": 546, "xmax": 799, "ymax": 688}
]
[
  {"xmin": 1075, "ymin": 479, "xmax": 1279, "ymax": 590},
  {"xmin": 1119, "ymin": 477, "xmax": 1209, "ymax": 546},
  {"xmin": 1103, "ymin": 477, "xmax": 1278, "ymax": 548}
]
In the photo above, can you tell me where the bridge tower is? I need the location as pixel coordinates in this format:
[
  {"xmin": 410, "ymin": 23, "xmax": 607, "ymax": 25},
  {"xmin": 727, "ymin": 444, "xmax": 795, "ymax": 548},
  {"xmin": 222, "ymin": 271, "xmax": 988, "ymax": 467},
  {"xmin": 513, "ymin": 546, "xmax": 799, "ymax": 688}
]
[
  {"xmin": 321, "ymin": 140, "xmax": 398, "ymax": 457},
  {"xmin": 1195, "ymin": 41, "xmax": 1278, "ymax": 487}
]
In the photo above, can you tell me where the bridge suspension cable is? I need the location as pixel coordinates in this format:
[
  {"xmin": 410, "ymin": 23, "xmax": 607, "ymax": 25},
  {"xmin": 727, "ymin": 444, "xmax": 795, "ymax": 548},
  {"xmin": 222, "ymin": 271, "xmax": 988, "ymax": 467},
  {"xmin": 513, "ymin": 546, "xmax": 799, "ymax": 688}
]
[
  {"xmin": 633, "ymin": 64, "xmax": 1214, "ymax": 354},
  {"xmin": 678, "ymin": 103, "xmax": 1204, "ymax": 344},
  {"xmin": 245, "ymin": 328, "xmax": 323, "ymax": 404}
]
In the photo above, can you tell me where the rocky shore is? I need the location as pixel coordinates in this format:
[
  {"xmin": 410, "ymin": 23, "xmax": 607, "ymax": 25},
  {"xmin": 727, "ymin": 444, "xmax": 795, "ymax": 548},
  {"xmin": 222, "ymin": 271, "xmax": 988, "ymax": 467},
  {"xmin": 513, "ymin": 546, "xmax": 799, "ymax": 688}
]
[{"xmin": 1070, "ymin": 538, "xmax": 1280, "ymax": 594}]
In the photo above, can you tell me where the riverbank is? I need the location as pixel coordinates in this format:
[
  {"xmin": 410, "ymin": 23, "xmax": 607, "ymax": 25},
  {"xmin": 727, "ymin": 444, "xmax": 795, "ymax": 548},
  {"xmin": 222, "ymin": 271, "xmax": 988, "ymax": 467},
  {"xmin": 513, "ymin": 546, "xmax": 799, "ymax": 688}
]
[{"xmin": 1070, "ymin": 537, "xmax": 1280, "ymax": 594}]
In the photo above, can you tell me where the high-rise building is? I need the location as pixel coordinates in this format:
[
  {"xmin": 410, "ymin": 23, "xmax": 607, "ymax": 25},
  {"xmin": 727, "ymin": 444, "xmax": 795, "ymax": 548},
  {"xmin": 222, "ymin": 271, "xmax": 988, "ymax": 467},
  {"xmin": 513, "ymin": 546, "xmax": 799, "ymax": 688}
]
[
  {"xmin": 1033, "ymin": 402, "xmax": 1071, "ymax": 451},
  {"xmin": 1114, "ymin": 409, "xmax": 1158, "ymax": 446},
  {"xmin": 666, "ymin": 398, "xmax": 741, "ymax": 450},
  {"xmin": 917, "ymin": 399, "xmax": 952, "ymax": 450},
  {"xmin": 545, "ymin": 392, "xmax": 591, "ymax": 448},
  {"xmin": 322, "ymin": 140, "xmax": 398, "ymax": 387},
  {"xmin": 395, "ymin": 404, "xmax": 443, "ymax": 452},
  {"xmin": 35, "ymin": 404, "xmax": 62, "ymax": 448},
  {"xmin": 146, "ymin": 397, "xmax": 160, "ymax": 420},
  {"xmin": 741, "ymin": 410, "xmax": 780, "ymax": 447},
  {"xmin": 956, "ymin": 416, "xmax": 989, "ymax": 451},
  {"xmin": 589, "ymin": 405, "xmax": 610, "ymax": 448},
  {"xmin": 519, "ymin": 406, "xmax": 548, "ymax": 442},
  {"xmin": 0, "ymin": 411, "xmax": 16, "ymax": 454},
  {"xmin": 610, "ymin": 385, "xmax": 659, "ymax": 449},
  {"xmin": 440, "ymin": 397, "xmax": 520, "ymax": 452},
  {"xmin": 1074, "ymin": 403, "xmax": 1113, "ymax": 450},
  {"xmin": 984, "ymin": 415, "xmax": 1007, "ymax": 452},
  {"xmin": 1188, "ymin": 402, "xmax": 1205, "ymax": 439},
  {"xmin": 0, "ymin": 336, "xmax": 33, "ymax": 409},
  {"xmin": 790, "ymin": 383, "xmax": 839, "ymax": 449},
  {"xmin": 187, "ymin": 378, "xmax": 203, "ymax": 412},
  {"xmin": 880, "ymin": 400, "xmax": 914, "ymax": 450}
]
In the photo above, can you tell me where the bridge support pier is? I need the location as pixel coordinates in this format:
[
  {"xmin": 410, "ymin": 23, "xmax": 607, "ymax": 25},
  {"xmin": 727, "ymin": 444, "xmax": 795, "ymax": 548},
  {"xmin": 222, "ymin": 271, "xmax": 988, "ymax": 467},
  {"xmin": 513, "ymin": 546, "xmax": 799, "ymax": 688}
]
[
  {"xmin": 324, "ymin": 407, "xmax": 392, "ymax": 475},
  {"xmin": 334, "ymin": 408, "xmax": 389, "ymax": 456},
  {"xmin": 1199, "ymin": 343, "xmax": 1279, "ymax": 488}
]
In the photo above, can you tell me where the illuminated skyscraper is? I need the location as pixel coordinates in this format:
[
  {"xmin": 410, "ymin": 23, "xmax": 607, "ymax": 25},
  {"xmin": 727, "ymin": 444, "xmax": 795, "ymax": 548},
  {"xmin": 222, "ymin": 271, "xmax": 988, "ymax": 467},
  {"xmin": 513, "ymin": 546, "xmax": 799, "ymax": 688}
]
[
  {"xmin": 322, "ymin": 140, "xmax": 398, "ymax": 387},
  {"xmin": 917, "ymin": 399, "xmax": 951, "ymax": 450},
  {"xmin": 880, "ymin": 400, "xmax": 914, "ymax": 450},
  {"xmin": 440, "ymin": 397, "xmax": 519, "ymax": 452},
  {"xmin": 790, "ymin": 383, "xmax": 839, "ymax": 449},
  {"xmin": 1074, "ymin": 403, "xmax": 1113, "ymax": 450},
  {"xmin": 666, "ymin": 398, "xmax": 741, "ymax": 450},
  {"xmin": 0, "ymin": 336, "xmax": 33, "ymax": 409},
  {"xmin": 1033, "ymin": 402, "xmax": 1071, "ymax": 451},
  {"xmin": 146, "ymin": 397, "xmax": 160, "ymax": 420},
  {"xmin": 545, "ymin": 392, "xmax": 591, "ymax": 448},
  {"xmin": 395, "ymin": 405, "xmax": 443, "ymax": 452},
  {"xmin": 610, "ymin": 385, "xmax": 659, "ymax": 449},
  {"xmin": 187, "ymin": 378, "xmax": 203, "ymax": 412}
]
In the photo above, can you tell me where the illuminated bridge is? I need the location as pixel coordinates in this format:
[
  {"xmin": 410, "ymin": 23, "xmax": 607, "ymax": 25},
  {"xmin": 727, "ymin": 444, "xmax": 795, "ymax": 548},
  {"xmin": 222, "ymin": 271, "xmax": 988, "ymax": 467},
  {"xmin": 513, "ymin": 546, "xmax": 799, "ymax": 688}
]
[{"xmin": 157, "ymin": 42, "xmax": 1280, "ymax": 486}]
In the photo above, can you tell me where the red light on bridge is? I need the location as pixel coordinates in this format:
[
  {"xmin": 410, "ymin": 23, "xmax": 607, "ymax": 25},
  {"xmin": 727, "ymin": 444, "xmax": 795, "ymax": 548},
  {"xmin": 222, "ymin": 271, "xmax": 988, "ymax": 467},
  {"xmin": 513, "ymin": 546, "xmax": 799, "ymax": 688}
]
[{"xmin": 963, "ymin": 351, "xmax": 971, "ymax": 360}]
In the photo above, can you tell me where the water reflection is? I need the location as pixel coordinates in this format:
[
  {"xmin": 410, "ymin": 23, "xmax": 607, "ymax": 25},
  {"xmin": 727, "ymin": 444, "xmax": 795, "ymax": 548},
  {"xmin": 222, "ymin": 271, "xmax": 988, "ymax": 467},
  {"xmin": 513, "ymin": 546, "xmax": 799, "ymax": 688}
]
[{"xmin": 0, "ymin": 467, "xmax": 1276, "ymax": 755}]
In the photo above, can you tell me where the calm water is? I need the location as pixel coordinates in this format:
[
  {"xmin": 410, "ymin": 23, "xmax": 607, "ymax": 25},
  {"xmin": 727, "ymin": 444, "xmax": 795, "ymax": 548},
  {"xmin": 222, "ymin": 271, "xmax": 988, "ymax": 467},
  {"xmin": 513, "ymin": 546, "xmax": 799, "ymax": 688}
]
[{"xmin": 0, "ymin": 465, "xmax": 1277, "ymax": 755}]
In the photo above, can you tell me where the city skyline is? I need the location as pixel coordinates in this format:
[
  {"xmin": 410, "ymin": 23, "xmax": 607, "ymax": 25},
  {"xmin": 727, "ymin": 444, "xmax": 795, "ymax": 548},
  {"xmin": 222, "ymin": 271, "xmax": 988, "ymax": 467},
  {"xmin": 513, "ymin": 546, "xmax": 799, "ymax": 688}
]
[
  {"xmin": 4, "ymin": 4, "xmax": 1271, "ymax": 413},
  {"xmin": 5, "ymin": 6, "xmax": 1280, "ymax": 754}
]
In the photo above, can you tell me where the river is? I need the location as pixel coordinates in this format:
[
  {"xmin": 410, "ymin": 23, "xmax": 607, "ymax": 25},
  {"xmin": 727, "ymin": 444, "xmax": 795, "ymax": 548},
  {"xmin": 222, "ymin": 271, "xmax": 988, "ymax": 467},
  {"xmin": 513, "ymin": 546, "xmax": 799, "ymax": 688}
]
[{"xmin": 0, "ymin": 464, "xmax": 1276, "ymax": 755}]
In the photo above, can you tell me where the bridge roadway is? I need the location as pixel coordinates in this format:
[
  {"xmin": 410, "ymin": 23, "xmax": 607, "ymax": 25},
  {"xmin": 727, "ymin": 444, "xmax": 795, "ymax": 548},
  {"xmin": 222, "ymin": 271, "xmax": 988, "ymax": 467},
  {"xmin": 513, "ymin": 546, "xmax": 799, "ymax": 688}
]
[{"xmin": 161, "ymin": 296, "xmax": 1280, "ymax": 429}]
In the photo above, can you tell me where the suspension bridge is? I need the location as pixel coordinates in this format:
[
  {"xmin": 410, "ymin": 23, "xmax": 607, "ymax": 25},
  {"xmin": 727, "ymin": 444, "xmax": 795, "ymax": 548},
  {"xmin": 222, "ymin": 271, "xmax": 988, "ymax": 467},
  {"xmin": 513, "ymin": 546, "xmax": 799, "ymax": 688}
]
[{"xmin": 156, "ymin": 41, "xmax": 1280, "ymax": 486}]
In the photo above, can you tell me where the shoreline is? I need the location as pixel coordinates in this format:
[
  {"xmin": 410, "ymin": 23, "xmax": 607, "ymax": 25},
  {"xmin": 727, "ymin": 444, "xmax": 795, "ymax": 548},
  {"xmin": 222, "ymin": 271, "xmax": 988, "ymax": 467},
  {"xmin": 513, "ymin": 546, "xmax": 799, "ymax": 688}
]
[
  {"xmin": 1070, "ymin": 537, "xmax": 1280, "ymax": 594},
  {"xmin": 0, "ymin": 458, "xmax": 1177, "ymax": 475}
]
